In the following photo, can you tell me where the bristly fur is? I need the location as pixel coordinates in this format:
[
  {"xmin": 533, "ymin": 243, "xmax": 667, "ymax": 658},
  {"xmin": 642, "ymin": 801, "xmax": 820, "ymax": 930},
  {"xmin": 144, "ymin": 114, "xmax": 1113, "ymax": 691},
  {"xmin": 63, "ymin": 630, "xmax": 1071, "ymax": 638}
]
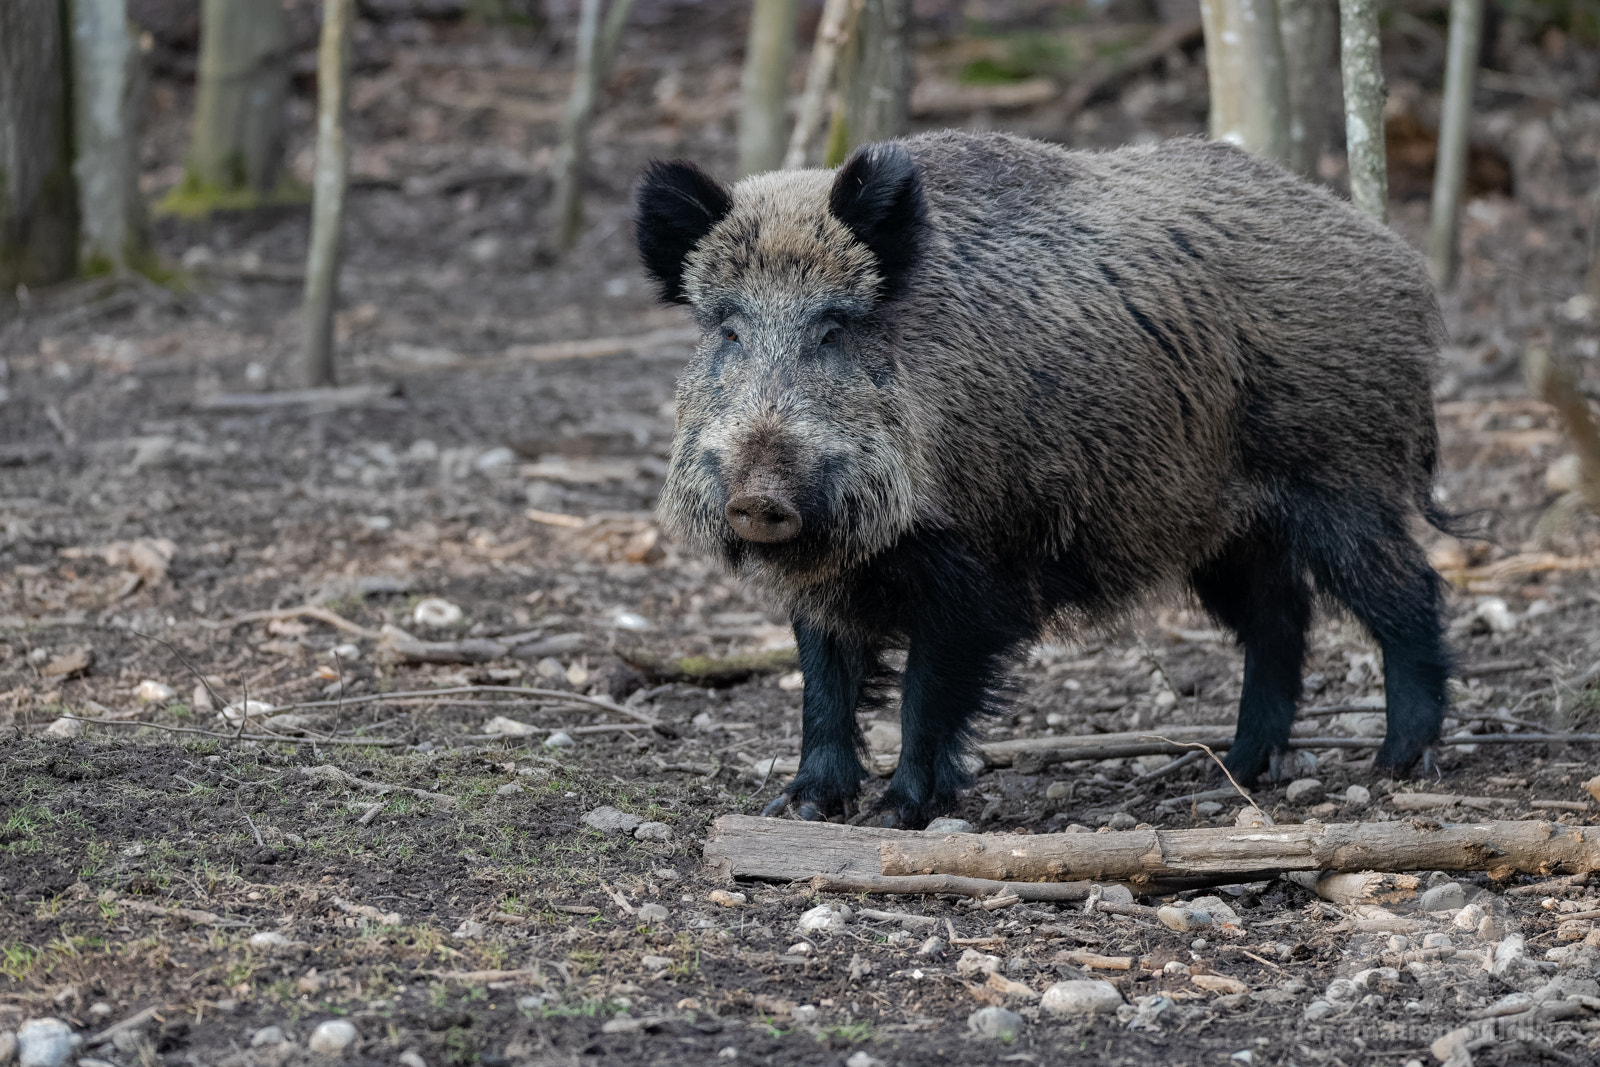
[{"xmin": 634, "ymin": 130, "xmax": 1452, "ymax": 827}]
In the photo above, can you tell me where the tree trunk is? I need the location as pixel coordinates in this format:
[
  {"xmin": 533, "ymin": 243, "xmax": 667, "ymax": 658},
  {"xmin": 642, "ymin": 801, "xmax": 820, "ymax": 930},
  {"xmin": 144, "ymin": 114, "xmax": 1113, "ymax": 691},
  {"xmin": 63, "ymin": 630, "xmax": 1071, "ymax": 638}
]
[
  {"xmin": 1276, "ymin": 0, "xmax": 1342, "ymax": 178},
  {"xmin": 824, "ymin": 0, "xmax": 911, "ymax": 164},
  {"xmin": 738, "ymin": 0, "xmax": 800, "ymax": 176},
  {"xmin": 551, "ymin": 0, "xmax": 636, "ymax": 253},
  {"xmin": 0, "ymin": 0, "xmax": 78, "ymax": 290},
  {"xmin": 1199, "ymin": 0, "xmax": 1293, "ymax": 164},
  {"xmin": 1427, "ymin": 0, "xmax": 1483, "ymax": 286},
  {"xmin": 783, "ymin": 0, "xmax": 863, "ymax": 170},
  {"xmin": 70, "ymin": 0, "xmax": 148, "ymax": 275},
  {"xmin": 188, "ymin": 0, "xmax": 289, "ymax": 196},
  {"xmin": 1339, "ymin": 0, "xmax": 1388, "ymax": 221},
  {"xmin": 1589, "ymin": 185, "xmax": 1600, "ymax": 300},
  {"xmin": 302, "ymin": 0, "xmax": 352, "ymax": 388}
]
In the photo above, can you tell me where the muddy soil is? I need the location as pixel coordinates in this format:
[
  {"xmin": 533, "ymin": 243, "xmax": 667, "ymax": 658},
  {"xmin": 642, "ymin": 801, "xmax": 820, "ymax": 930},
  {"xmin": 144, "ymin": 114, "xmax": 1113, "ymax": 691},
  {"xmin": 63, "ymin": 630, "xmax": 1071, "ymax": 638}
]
[{"xmin": 4, "ymin": 2, "xmax": 1600, "ymax": 1065}]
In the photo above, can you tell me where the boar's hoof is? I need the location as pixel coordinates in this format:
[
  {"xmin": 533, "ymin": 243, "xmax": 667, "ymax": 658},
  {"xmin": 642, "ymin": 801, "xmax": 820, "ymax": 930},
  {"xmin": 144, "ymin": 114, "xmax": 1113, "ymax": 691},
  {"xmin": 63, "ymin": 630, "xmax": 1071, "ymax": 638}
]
[
  {"xmin": 725, "ymin": 493, "xmax": 802, "ymax": 543},
  {"xmin": 760, "ymin": 794, "xmax": 829, "ymax": 821}
]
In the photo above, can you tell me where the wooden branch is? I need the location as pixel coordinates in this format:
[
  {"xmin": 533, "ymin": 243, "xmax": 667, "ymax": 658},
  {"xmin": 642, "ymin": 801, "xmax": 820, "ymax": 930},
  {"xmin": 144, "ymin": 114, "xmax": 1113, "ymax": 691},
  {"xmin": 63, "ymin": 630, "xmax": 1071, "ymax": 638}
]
[
  {"xmin": 782, "ymin": 0, "xmax": 863, "ymax": 169},
  {"xmin": 705, "ymin": 814, "xmax": 1600, "ymax": 893},
  {"xmin": 619, "ymin": 647, "xmax": 799, "ymax": 685},
  {"xmin": 1058, "ymin": 19, "xmax": 1203, "ymax": 121}
]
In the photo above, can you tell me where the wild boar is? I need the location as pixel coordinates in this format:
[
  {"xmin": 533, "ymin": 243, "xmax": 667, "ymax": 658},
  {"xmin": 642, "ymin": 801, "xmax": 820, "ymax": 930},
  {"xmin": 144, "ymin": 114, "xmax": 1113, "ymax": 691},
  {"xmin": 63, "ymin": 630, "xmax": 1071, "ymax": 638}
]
[{"xmin": 635, "ymin": 130, "xmax": 1451, "ymax": 828}]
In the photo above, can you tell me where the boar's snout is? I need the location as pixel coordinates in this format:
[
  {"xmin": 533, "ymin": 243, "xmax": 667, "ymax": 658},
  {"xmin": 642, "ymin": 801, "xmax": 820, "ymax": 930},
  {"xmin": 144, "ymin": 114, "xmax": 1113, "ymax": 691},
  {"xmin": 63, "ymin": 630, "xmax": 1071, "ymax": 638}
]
[{"xmin": 725, "ymin": 491, "xmax": 802, "ymax": 544}]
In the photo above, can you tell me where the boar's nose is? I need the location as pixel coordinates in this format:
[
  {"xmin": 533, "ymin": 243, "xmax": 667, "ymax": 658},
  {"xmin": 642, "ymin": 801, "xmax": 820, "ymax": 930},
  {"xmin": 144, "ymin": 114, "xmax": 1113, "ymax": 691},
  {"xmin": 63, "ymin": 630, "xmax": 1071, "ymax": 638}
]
[{"xmin": 725, "ymin": 492, "xmax": 802, "ymax": 543}]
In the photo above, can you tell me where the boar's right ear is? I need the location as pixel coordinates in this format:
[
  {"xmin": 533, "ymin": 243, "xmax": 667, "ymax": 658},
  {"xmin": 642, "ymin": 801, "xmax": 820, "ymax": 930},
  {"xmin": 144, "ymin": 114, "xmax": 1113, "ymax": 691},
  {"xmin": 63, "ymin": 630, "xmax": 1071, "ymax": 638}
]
[
  {"xmin": 635, "ymin": 160, "xmax": 734, "ymax": 305},
  {"xmin": 828, "ymin": 143, "xmax": 926, "ymax": 301}
]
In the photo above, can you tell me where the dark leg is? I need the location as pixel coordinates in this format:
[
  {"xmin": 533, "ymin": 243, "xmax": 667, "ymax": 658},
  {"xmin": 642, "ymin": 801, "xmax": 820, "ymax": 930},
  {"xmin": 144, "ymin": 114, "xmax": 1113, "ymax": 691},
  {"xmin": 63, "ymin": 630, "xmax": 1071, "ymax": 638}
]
[
  {"xmin": 874, "ymin": 590, "xmax": 1023, "ymax": 829},
  {"xmin": 762, "ymin": 617, "xmax": 877, "ymax": 821},
  {"xmin": 1190, "ymin": 539, "xmax": 1312, "ymax": 787},
  {"xmin": 1305, "ymin": 516, "xmax": 1450, "ymax": 775}
]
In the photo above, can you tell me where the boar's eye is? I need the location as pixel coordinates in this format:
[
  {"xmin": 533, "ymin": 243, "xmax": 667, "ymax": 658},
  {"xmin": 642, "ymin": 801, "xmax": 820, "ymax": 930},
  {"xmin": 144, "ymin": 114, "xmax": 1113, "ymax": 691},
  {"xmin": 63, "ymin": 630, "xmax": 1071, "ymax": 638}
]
[
  {"xmin": 820, "ymin": 328, "xmax": 840, "ymax": 346},
  {"xmin": 722, "ymin": 327, "xmax": 739, "ymax": 344}
]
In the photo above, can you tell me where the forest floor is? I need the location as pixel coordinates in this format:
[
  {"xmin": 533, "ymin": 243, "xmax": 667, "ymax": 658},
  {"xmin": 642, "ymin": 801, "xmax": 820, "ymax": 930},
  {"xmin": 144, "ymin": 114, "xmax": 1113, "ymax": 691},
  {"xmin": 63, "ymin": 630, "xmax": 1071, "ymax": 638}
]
[{"xmin": 4, "ymin": 1, "xmax": 1600, "ymax": 1064}]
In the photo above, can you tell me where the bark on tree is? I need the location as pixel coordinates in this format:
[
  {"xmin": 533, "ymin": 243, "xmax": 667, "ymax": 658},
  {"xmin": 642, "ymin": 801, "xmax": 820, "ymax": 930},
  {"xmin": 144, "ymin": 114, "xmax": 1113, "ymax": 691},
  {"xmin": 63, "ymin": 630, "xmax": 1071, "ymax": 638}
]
[
  {"xmin": 551, "ymin": 0, "xmax": 636, "ymax": 252},
  {"xmin": 1339, "ymin": 0, "xmax": 1388, "ymax": 221},
  {"xmin": 0, "ymin": 0, "xmax": 78, "ymax": 289},
  {"xmin": 782, "ymin": 0, "xmax": 863, "ymax": 170},
  {"xmin": 1276, "ymin": 0, "xmax": 1342, "ymax": 177},
  {"xmin": 1199, "ymin": 0, "xmax": 1293, "ymax": 164},
  {"xmin": 705, "ymin": 814, "xmax": 1600, "ymax": 892},
  {"xmin": 738, "ymin": 0, "xmax": 800, "ymax": 176},
  {"xmin": 1428, "ymin": 0, "xmax": 1484, "ymax": 286},
  {"xmin": 824, "ymin": 0, "xmax": 911, "ymax": 165},
  {"xmin": 70, "ymin": 0, "xmax": 149, "ymax": 274},
  {"xmin": 302, "ymin": 0, "xmax": 352, "ymax": 388},
  {"xmin": 1590, "ymin": 186, "xmax": 1600, "ymax": 300},
  {"xmin": 189, "ymin": 0, "xmax": 290, "ymax": 196}
]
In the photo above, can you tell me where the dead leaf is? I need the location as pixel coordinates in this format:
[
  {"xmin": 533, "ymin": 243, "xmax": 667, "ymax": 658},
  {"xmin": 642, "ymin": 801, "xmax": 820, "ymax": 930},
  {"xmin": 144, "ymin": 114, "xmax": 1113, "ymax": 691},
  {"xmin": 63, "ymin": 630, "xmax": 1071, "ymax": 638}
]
[{"xmin": 40, "ymin": 647, "xmax": 93, "ymax": 680}]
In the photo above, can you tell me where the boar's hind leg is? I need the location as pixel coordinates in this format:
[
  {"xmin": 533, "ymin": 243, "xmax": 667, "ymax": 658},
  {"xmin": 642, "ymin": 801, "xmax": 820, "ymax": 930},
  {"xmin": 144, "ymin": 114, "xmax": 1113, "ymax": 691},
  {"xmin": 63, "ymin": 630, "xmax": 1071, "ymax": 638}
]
[
  {"xmin": 1305, "ymin": 508, "xmax": 1450, "ymax": 777},
  {"xmin": 761, "ymin": 619, "xmax": 878, "ymax": 821},
  {"xmin": 1190, "ymin": 541, "xmax": 1312, "ymax": 788}
]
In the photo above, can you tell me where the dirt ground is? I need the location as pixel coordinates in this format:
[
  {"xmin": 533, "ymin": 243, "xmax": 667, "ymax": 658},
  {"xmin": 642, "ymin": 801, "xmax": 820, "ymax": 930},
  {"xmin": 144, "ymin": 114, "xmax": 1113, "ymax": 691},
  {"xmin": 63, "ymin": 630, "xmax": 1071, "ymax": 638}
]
[{"xmin": 4, "ymin": 1, "xmax": 1600, "ymax": 1064}]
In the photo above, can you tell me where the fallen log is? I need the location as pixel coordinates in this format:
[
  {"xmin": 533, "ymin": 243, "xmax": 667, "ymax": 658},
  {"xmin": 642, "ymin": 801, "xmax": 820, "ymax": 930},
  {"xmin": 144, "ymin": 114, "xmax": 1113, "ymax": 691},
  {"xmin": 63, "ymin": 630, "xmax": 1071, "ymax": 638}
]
[{"xmin": 705, "ymin": 814, "xmax": 1600, "ymax": 893}]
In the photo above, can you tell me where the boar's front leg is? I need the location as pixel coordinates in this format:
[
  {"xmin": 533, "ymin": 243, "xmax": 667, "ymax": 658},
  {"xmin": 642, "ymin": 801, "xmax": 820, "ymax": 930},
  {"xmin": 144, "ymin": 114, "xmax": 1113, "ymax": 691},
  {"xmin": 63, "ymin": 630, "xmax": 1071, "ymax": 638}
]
[{"xmin": 761, "ymin": 618, "xmax": 878, "ymax": 821}]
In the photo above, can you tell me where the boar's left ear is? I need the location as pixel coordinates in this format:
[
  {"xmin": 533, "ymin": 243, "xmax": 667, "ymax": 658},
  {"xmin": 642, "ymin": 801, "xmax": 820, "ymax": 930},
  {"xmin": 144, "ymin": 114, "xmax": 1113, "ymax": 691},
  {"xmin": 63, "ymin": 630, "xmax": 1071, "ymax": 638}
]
[
  {"xmin": 635, "ymin": 160, "xmax": 734, "ymax": 305},
  {"xmin": 828, "ymin": 143, "xmax": 927, "ymax": 300}
]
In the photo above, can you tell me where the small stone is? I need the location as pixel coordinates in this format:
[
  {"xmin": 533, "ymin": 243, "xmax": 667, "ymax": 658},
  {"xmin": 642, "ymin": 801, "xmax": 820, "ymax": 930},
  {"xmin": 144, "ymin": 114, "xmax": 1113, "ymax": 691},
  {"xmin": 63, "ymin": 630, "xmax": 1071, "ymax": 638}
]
[
  {"xmin": 496, "ymin": 783, "xmax": 524, "ymax": 796},
  {"xmin": 708, "ymin": 890, "xmax": 746, "ymax": 907},
  {"xmin": 634, "ymin": 821, "xmax": 671, "ymax": 842},
  {"xmin": 917, "ymin": 936, "xmax": 944, "ymax": 956},
  {"xmin": 641, "ymin": 955, "xmax": 673, "ymax": 971},
  {"xmin": 1324, "ymin": 978, "xmax": 1358, "ymax": 1003},
  {"xmin": 86, "ymin": 1005, "xmax": 111, "ymax": 1021},
  {"xmin": 1098, "ymin": 883, "xmax": 1135, "ymax": 906},
  {"xmin": 411, "ymin": 597, "xmax": 462, "ymax": 628},
  {"xmin": 956, "ymin": 949, "xmax": 1002, "ymax": 976},
  {"xmin": 716, "ymin": 1047, "xmax": 738, "ymax": 1061},
  {"xmin": 250, "ymin": 1027, "xmax": 285, "ymax": 1048},
  {"xmin": 398, "ymin": 1051, "xmax": 427, "ymax": 1067},
  {"xmin": 1492, "ymin": 933, "xmax": 1526, "ymax": 976},
  {"xmin": 1191, "ymin": 938, "xmax": 1208, "ymax": 950},
  {"xmin": 218, "ymin": 699, "xmax": 274, "ymax": 726},
  {"xmin": 543, "ymin": 731, "xmax": 576, "ymax": 748},
  {"xmin": 1343, "ymin": 785, "xmax": 1371, "ymax": 805},
  {"xmin": 44, "ymin": 717, "xmax": 83, "ymax": 738},
  {"xmin": 924, "ymin": 817, "xmax": 975, "ymax": 834},
  {"xmin": 637, "ymin": 903, "xmax": 670, "ymax": 924},
  {"xmin": 484, "ymin": 715, "xmax": 538, "ymax": 737},
  {"xmin": 843, "ymin": 1053, "xmax": 883, "ymax": 1067},
  {"xmin": 1231, "ymin": 1053, "xmax": 1254, "ymax": 1065},
  {"xmin": 1353, "ymin": 967, "xmax": 1399, "ymax": 989},
  {"xmin": 1040, "ymin": 980, "xmax": 1123, "ymax": 1017},
  {"xmin": 1163, "ymin": 961, "xmax": 1191, "ymax": 976},
  {"xmin": 1157, "ymin": 906, "xmax": 1211, "ymax": 933},
  {"xmin": 1419, "ymin": 882, "xmax": 1466, "ymax": 911},
  {"xmin": 1192, "ymin": 974, "xmax": 1249, "ymax": 995},
  {"xmin": 1195, "ymin": 801, "xmax": 1224, "ymax": 816},
  {"xmin": 1045, "ymin": 781, "xmax": 1071, "ymax": 800},
  {"xmin": 17, "ymin": 1019, "xmax": 76, "ymax": 1067},
  {"xmin": 777, "ymin": 670, "xmax": 805, "ymax": 691},
  {"xmin": 135, "ymin": 680, "xmax": 175, "ymax": 703},
  {"xmin": 248, "ymin": 932, "xmax": 292, "ymax": 950},
  {"xmin": 582, "ymin": 806, "xmax": 643, "ymax": 833},
  {"xmin": 1285, "ymin": 778, "xmax": 1324, "ymax": 804},
  {"xmin": 515, "ymin": 996, "xmax": 545, "ymax": 1012},
  {"xmin": 1454, "ymin": 903, "xmax": 1486, "ymax": 932},
  {"xmin": 792, "ymin": 1005, "xmax": 819, "ymax": 1025},
  {"xmin": 307, "ymin": 1019, "xmax": 358, "ymax": 1055},
  {"xmin": 798, "ymin": 905, "xmax": 844, "ymax": 934},
  {"xmin": 453, "ymin": 920, "xmax": 485, "ymax": 939},
  {"xmin": 1303, "ymin": 1000, "xmax": 1335, "ymax": 1021},
  {"xmin": 864, "ymin": 721, "xmax": 902, "ymax": 755},
  {"xmin": 534, "ymin": 657, "xmax": 568, "ymax": 683},
  {"xmin": 1422, "ymin": 933, "xmax": 1453, "ymax": 950},
  {"xmin": 966, "ymin": 1006, "xmax": 1024, "ymax": 1041},
  {"xmin": 787, "ymin": 942, "xmax": 813, "ymax": 956},
  {"xmin": 1106, "ymin": 811, "xmax": 1137, "ymax": 830}
]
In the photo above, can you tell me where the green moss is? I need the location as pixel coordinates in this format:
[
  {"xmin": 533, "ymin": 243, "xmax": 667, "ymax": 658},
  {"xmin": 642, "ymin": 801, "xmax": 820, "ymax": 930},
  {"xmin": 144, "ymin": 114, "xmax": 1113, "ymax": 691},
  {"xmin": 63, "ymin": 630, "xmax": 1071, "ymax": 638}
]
[{"xmin": 155, "ymin": 168, "xmax": 310, "ymax": 220}]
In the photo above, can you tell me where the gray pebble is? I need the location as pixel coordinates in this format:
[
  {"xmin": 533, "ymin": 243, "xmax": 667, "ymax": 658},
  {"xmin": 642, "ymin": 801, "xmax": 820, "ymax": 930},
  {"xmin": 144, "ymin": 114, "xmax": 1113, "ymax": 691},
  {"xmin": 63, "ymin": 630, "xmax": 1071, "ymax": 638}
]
[
  {"xmin": 249, "ymin": 1027, "xmax": 285, "ymax": 1048},
  {"xmin": 1106, "ymin": 811, "xmax": 1137, "ymax": 831},
  {"xmin": 1419, "ymin": 882, "xmax": 1466, "ymax": 911},
  {"xmin": 1284, "ymin": 778, "xmax": 1324, "ymax": 805},
  {"xmin": 966, "ymin": 1006, "xmax": 1024, "ymax": 1041},
  {"xmin": 917, "ymin": 936, "xmax": 945, "ymax": 956},
  {"xmin": 1343, "ymin": 784, "xmax": 1371, "ymax": 805},
  {"xmin": 1303, "ymin": 1000, "xmax": 1335, "ymax": 1021},
  {"xmin": 516, "ymin": 996, "xmax": 545, "ymax": 1012},
  {"xmin": 581, "ymin": 806, "xmax": 643, "ymax": 833},
  {"xmin": 398, "ymin": 1052, "xmax": 428, "ymax": 1067},
  {"xmin": 543, "ymin": 731, "xmax": 576, "ymax": 749},
  {"xmin": 1041, "ymin": 980, "xmax": 1123, "ymax": 1016},
  {"xmin": 307, "ymin": 1020, "xmax": 358, "ymax": 1055},
  {"xmin": 636, "ymin": 902, "xmax": 670, "ymax": 924},
  {"xmin": 17, "ymin": 1020, "xmax": 77, "ymax": 1067},
  {"xmin": 924, "ymin": 818, "xmax": 975, "ymax": 834},
  {"xmin": 634, "ymin": 821, "xmax": 671, "ymax": 842}
]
